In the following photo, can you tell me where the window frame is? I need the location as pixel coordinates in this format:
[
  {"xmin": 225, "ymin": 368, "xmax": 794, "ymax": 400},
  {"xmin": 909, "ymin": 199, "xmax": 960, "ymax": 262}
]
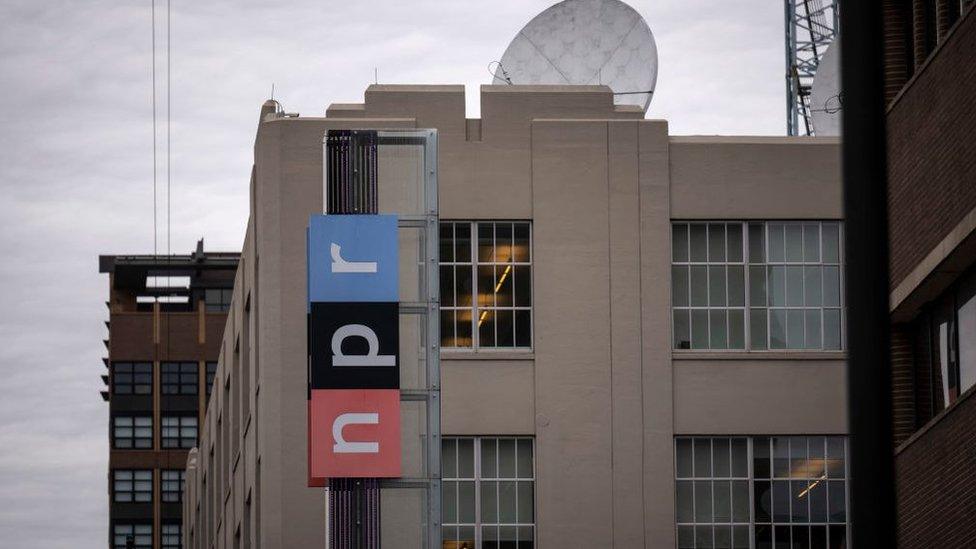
[
  {"xmin": 440, "ymin": 221, "xmax": 533, "ymax": 352},
  {"xmin": 161, "ymin": 361, "xmax": 198, "ymax": 395},
  {"xmin": 113, "ymin": 415, "xmax": 153, "ymax": 449},
  {"xmin": 205, "ymin": 362, "xmax": 217, "ymax": 397},
  {"xmin": 161, "ymin": 522, "xmax": 182, "ymax": 549},
  {"xmin": 161, "ymin": 415, "xmax": 198, "ymax": 449},
  {"xmin": 161, "ymin": 469, "xmax": 185, "ymax": 503},
  {"xmin": 112, "ymin": 362, "xmax": 153, "ymax": 395},
  {"xmin": 442, "ymin": 435, "xmax": 535, "ymax": 549},
  {"xmin": 671, "ymin": 221, "xmax": 845, "ymax": 352},
  {"xmin": 113, "ymin": 523, "xmax": 153, "ymax": 549},
  {"xmin": 113, "ymin": 469, "xmax": 153, "ymax": 503},
  {"xmin": 674, "ymin": 435, "xmax": 850, "ymax": 549}
]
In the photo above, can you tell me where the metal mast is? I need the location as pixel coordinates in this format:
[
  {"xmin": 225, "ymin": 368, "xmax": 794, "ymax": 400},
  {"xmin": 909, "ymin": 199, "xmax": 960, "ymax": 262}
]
[{"xmin": 785, "ymin": 0, "xmax": 840, "ymax": 135}]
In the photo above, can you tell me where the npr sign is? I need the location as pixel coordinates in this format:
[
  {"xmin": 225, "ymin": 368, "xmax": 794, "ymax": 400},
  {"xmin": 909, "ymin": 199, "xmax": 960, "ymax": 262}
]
[{"xmin": 307, "ymin": 214, "xmax": 401, "ymax": 486}]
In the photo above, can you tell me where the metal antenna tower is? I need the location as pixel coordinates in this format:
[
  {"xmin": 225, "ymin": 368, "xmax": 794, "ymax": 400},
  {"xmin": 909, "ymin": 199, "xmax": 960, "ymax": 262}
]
[{"xmin": 785, "ymin": 0, "xmax": 840, "ymax": 136}]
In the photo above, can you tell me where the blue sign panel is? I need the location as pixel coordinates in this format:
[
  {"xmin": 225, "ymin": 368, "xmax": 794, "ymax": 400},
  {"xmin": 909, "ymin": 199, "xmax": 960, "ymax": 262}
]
[{"xmin": 307, "ymin": 214, "xmax": 399, "ymax": 303}]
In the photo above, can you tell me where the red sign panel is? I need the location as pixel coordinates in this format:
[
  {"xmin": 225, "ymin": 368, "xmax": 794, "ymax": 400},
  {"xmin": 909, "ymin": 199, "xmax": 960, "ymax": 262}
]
[{"xmin": 308, "ymin": 389, "xmax": 401, "ymax": 485}]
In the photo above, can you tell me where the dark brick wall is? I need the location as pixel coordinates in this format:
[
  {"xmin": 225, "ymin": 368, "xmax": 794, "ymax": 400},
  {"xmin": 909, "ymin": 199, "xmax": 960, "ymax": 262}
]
[
  {"xmin": 888, "ymin": 6, "xmax": 976, "ymax": 289},
  {"xmin": 895, "ymin": 389, "xmax": 976, "ymax": 548},
  {"xmin": 891, "ymin": 324, "xmax": 917, "ymax": 445}
]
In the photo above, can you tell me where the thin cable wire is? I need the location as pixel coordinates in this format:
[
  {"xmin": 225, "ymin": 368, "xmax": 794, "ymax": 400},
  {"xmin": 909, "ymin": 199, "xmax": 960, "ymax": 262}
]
[{"xmin": 151, "ymin": 0, "xmax": 157, "ymax": 258}]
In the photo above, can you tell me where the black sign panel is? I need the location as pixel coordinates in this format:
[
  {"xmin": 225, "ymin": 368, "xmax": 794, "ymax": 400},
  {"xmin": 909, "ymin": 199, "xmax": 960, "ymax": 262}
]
[{"xmin": 309, "ymin": 302, "xmax": 399, "ymax": 389}]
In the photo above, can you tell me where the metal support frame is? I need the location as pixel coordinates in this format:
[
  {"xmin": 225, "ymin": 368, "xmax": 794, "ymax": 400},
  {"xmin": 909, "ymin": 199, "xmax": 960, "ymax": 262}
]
[{"xmin": 786, "ymin": 0, "xmax": 840, "ymax": 135}]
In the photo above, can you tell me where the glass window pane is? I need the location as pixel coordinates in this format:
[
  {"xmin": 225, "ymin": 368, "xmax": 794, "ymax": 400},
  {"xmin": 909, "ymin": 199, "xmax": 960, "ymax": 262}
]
[
  {"xmin": 709, "ymin": 266, "xmax": 727, "ymax": 307},
  {"xmin": 728, "ymin": 266, "xmax": 744, "ymax": 307},
  {"xmin": 786, "ymin": 266, "xmax": 804, "ymax": 307},
  {"xmin": 498, "ymin": 439, "xmax": 516, "ymax": 478},
  {"xmin": 824, "ymin": 309, "xmax": 841, "ymax": 350},
  {"xmin": 822, "ymin": 223, "xmax": 840, "ymax": 263},
  {"xmin": 732, "ymin": 480, "xmax": 750, "ymax": 522},
  {"xmin": 676, "ymin": 438, "xmax": 694, "ymax": 478},
  {"xmin": 754, "ymin": 480, "xmax": 772, "ymax": 522},
  {"xmin": 674, "ymin": 309, "xmax": 691, "ymax": 350},
  {"xmin": 805, "ymin": 309, "xmax": 822, "ymax": 350},
  {"xmin": 785, "ymin": 224, "xmax": 803, "ymax": 262},
  {"xmin": 729, "ymin": 310, "xmax": 745, "ymax": 350},
  {"xmin": 710, "ymin": 309, "xmax": 728, "ymax": 350},
  {"xmin": 513, "ymin": 223, "xmax": 530, "ymax": 262},
  {"xmin": 498, "ymin": 481, "xmax": 517, "ymax": 522},
  {"xmin": 749, "ymin": 223, "xmax": 765, "ymax": 263},
  {"xmin": 713, "ymin": 438, "xmax": 730, "ymax": 477},
  {"xmin": 714, "ymin": 480, "xmax": 732, "ymax": 523},
  {"xmin": 827, "ymin": 481, "xmax": 846, "ymax": 522},
  {"xmin": 673, "ymin": 266, "xmax": 690, "ymax": 307},
  {"xmin": 517, "ymin": 481, "xmax": 533, "ymax": 523},
  {"xmin": 479, "ymin": 310, "xmax": 496, "ymax": 348},
  {"xmin": 769, "ymin": 266, "xmax": 786, "ymax": 306},
  {"xmin": 690, "ymin": 224, "xmax": 708, "ymax": 262},
  {"xmin": 481, "ymin": 481, "xmax": 497, "ymax": 523},
  {"xmin": 823, "ymin": 266, "xmax": 840, "ymax": 307},
  {"xmin": 733, "ymin": 525, "xmax": 750, "ymax": 549},
  {"xmin": 441, "ymin": 310, "xmax": 456, "ymax": 347},
  {"xmin": 709, "ymin": 224, "xmax": 726, "ymax": 262},
  {"xmin": 787, "ymin": 309, "xmax": 804, "ymax": 349},
  {"xmin": 768, "ymin": 223, "xmax": 785, "ymax": 262},
  {"xmin": 458, "ymin": 481, "xmax": 475, "ymax": 523},
  {"xmin": 442, "ymin": 481, "xmax": 457, "ymax": 523},
  {"xmin": 690, "ymin": 266, "xmax": 708, "ymax": 307},
  {"xmin": 481, "ymin": 438, "xmax": 496, "ymax": 478},
  {"xmin": 495, "ymin": 223, "xmax": 513, "ymax": 263},
  {"xmin": 773, "ymin": 480, "xmax": 791, "ymax": 522},
  {"xmin": 695, "ymin": 481, "xmax": 713, "ymax": 522},
  {"xmin": 517, "ymin": 439, "xmax": 533, "ymax": 479},
  {"xmin": 691, "ymin": 310, "xmax": 709, "ymax": 350},
  {"xmin": 696, "ymin": 526, "xmax": 713, "ymax": 549},
  {"xmin": 440, "ymin": 266, "xmax": 455, "ymax": 307},
  {"xmin": 829, "ymin": 525, "xmax": 847, "ymax": 549},
  {"xmin": 754, "ymin": 437, "xmax": 771, "ymax": 478},
  {"xmin": 514, "ymin": 310, "xmax": 531, "ymax": 348},
  {"xmin": 727, "ymin": 224, "xmax": 743, "ymax": 262},
  {"xmin": 750, "ymin": 309, "xmax": 768, "ymax": 350},
  {"xmin": 770, "ymin": 309, "xmax": 787, "ymax": 349},
  {"xmin": 496, "ymin": 310, "xmax": 514, "ymax": 347},
  {"xmin": 678, "ymin": 526, "xmax": 695, "ymax": 549},
  {"xmin": 673, "ymin": 224, "xmax": 689, "ymax": 262},
  {"xmin": 694, "ymin": 438, "xmax": 712, "ymax": 477},
  {"xmin": 457, "ymin": 309, "xmax": 473, "ymax": 348},
  {"xmin": 676, "ymin": 480, "xmax": 694, "ymax": 523},
  {"xmin": 804, "ymin": 266, "xmax": 822, "ymax": 306},
  {"xmin": 458, "ymin": 439, "xmax": 474, "ymax": 478},
  {"xmin": 514, "ymin": 266, "xmax": 531, "ymax": 307},
  {"xmin": 478, "ymin": 223, "xmax": 494, "ymax": 262},
  {"xmin": 731, "ymin": 439, "xmax": 748, "ymax": 477},
  {"xmin": 792, "ymin": 481, "xmax": 811, "ymax": 523},
  {"xmin": 809, "ymin": 479, "xmax": 828, "ymax": 523},
  {"xmin": 804, "ymin": 224, "xmax": 820, "ymax": 262},
  {"xmin": 456, "ymin": 265, "xmax": 473, "ymax": 307},
  {"xmin": 455, "ymin": 223, "xmax": 472, "ymax": 263},
  {"xmin": 440, "ymin": 224, "xmax": 454, "ymax": 263}
]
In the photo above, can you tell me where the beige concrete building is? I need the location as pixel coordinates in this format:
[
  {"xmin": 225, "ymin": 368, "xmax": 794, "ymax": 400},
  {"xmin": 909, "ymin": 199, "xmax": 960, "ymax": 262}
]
[{"xmin": 183, "ymin": 85, "xmax": 848, "ymax": 549}]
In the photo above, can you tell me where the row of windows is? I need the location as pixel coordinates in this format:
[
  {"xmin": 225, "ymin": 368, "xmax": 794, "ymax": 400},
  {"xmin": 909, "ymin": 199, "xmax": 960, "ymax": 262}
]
[
  {"xmin": 112, "ymin": 416, "xmax": 198, "ymax": 449},
  {"xmin": 675, "ymin": 436, "xmax": 849, "ymax": 549},
  {"xmin": 112, "ymin": 469, "xmax": 184, "ymax": 503},
  {"xmin": 112, "ymin": 362, "xmax": 218, "ymax": 397},
  {"xmin": 442, "ymin": 437, "xmax": 535, "ymax": 549},
  {"xmin": 113, "ymin": 523, "xmax": 181, "ymax": 549},
  {"xmin": 438, "ymin": 221, "xmax": 844, "ymax": 353}
]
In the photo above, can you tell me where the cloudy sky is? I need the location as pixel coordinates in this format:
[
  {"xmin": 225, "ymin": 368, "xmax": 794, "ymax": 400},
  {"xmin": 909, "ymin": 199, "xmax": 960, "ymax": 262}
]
[{"xmin": 0, "ymin": 1, "xmax": 786, "ymax": 546}]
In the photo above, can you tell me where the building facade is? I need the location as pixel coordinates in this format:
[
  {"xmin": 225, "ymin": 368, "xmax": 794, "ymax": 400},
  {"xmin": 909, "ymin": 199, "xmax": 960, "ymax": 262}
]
[
  {"xmin": 182, "ymin": 85, "xmax": 847, "ymax": 549},
  {"xmin": 881, "ymin": 2, "xmax": 976, "ymax": 548},
  {"xmin": 100, "ymin": 242, "xmax": 239, "ymax": 548}
]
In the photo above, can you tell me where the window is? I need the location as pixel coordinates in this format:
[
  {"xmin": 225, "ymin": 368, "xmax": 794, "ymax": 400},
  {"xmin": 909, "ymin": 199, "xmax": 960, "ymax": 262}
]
[
  {"xmin": 113, "ymin": 470, "xmax": 152, "ymax": 503},
  {"xmin": 113, "ymin": 524, "xmax": 152, "ymax": 548},
  {"xmin": 440, "ymin": 222, "xmax": 532, "ymax": 350},
  {"xmin": 442, "ymin": 436, "xmax": 534, "ymax": 549},
  {"xmin": 161, "ymin": 469, "xmax": 185, "ymax": 503},
  {"xmin": 162, "ymin": 415, "xmax": 198, "ymax": 449},
  {"xmin": 675, "ymin": 436, "xmax": 849, "ymax": 549},
  {"xmin": 916, "ymin": 268, "xmax": 976, "ymax": 412},
  {"xmin": 206, "ymin": 362, "xmax": 217, "ymax": 397},
  {"xmin": 113, "ymin": 416, "xmax": 152, "ymax": 449},
  {"xmin": 672, "ymin": 222, "xmax": 843, "ymax": 351},
  {"xmin": 205, "ymin": 288, "xmax": 233, "ymax": 312},
  {"xmin": 112, "ymin": 362, "xmax": 152, "ymax": 395},
  {"xmin": 162, "ymin": 362, "xmax": 198, "ymax": 395},
  {"xmin": 162, "ymin": 523, "xmax": 182, "ymax": 548}
]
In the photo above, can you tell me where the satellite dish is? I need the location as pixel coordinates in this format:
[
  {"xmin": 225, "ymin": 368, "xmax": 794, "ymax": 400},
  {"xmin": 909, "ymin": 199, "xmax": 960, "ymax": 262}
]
[
  {"xmin": 810, "ymin": 37, "xmax": 841, "ymax": 136},
  {"xmin": 493, "ymin": 0, "xmax": 658, "ymax": 112}
]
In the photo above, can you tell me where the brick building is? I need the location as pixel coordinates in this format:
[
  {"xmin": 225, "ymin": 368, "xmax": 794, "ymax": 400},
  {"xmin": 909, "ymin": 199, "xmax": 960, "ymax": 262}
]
[
  {"xmin": 881, "ymin": 2, "xmax": 976, "ymax": 547},
  {"xmin": 99, "ymin": 241, "xmax": 239, "ymax": 548}
]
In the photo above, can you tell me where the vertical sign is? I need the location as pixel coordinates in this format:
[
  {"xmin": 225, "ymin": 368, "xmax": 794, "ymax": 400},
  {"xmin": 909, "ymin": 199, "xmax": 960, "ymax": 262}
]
[{"xmin": 307, "ymin": 214, "xmax": 401, "ymax": 485}]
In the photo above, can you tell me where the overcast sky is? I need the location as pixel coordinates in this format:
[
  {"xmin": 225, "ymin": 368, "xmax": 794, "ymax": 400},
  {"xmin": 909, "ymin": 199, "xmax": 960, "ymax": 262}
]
[{"xmin": 0, "ymin": 1, "xmax": 785, "ymax": 546}]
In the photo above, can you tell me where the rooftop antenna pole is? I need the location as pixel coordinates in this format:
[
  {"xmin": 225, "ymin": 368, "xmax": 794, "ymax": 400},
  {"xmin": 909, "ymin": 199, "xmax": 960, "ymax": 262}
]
[
  {"xmin": 374, "ymin": 67, "xmax": 378, "ymax": 85},
  {"xmin": 271, "ymin": 83, "xmax": 275, "ymax": 101}
]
